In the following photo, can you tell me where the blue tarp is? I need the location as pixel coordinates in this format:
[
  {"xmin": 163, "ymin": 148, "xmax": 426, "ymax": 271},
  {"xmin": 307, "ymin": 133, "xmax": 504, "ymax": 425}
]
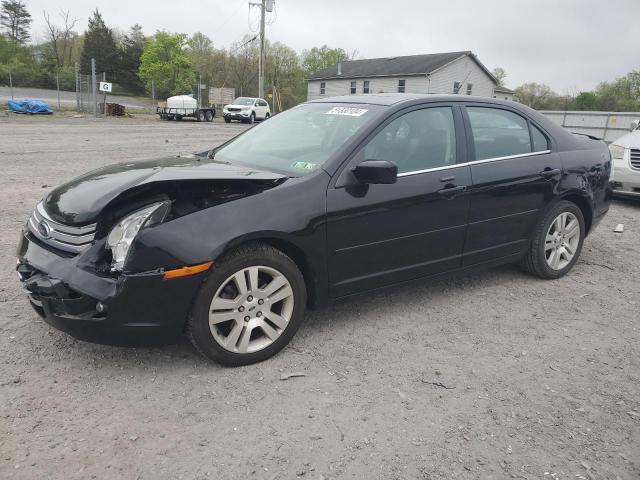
[{"xmin": 7, "ymin": 99, "xmax": 54, "ymax": 114}]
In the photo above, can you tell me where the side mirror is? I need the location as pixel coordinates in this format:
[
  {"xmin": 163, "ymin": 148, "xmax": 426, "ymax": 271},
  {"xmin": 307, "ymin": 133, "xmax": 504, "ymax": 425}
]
[
  {"xmin": 631, "ymin": 120, "xmax": 639, "ymax": 131},
  {"xmin": 351, "ymin": 160, "xmax": 398, "ymax": 185}
]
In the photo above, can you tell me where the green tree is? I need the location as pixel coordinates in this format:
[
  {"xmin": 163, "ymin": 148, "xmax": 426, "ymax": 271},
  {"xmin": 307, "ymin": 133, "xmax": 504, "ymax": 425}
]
[
  {"xmin": 0, "ymin": 0, "xmax": 31, "ymax": 44},
  {"xmin": 492, "ymin": 67, "xmax": 506, "ymax": 87},
  {"xmin": 514, "ymin": 83, "xmax": 558, "ymax": 109},
  {"xmin": 575, "ymin": 92, "xmax": 598, "ymax": 111},
  {"xmin": 265, "ymin": 41, "xmax": 305, "ymax": 109},
  {"xmin": 80, "ymin": 10, "xmax": 119, "ymax": 77},
  {"xmin": 593, "ymin": 71, "xmax": 640, "ymax": 111},
  {"xmin": 118, "ymin": 24, "xmax": 146, "ymax": 94},
  {"xmin": 301, "ymin": 45, "xmax": 349, "ymax": 76},
  {"xmin": 139, "ymin": 31, "xmax": 195, "ymax": 98}
]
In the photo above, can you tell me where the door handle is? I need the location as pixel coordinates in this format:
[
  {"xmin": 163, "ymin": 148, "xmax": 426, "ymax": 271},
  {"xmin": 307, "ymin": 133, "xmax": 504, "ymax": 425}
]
[
  {"xmin": 437, "ymin": 185, "xmax": 466, "ymax": 197},
  {"xmin": 539, "ymin": 168, "xmax": 561, "ymax": 178}
]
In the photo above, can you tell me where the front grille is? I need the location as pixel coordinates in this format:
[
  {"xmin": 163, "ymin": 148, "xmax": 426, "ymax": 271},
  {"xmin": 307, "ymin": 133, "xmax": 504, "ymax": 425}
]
[
  {"xmin": 227, "ymin": 107, "xmax": 241, "ymax": 112},
  {"xmin": 630, "ymin": 149, "xmax": 640, "ymax": 170},
  {"xmin": 27, "ymin": 203, "xmax": 96, "ymax": 254}
]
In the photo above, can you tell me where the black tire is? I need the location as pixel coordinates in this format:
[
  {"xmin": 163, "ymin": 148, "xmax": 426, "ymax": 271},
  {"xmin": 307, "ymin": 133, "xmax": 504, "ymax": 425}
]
[
  {"xmin": 264, "ymin": 112, "xmax": 270, "ymax": 120},
  {"xmin": 197, "ymin": 110, "xmax": 206, "ymax": 122},
  {"xmin": 224, "ymin": 117, "xmax": 231, "ymax": 124},
  {"xmin": 249, "ymin": 112, "xmax": 255, "ymax": 124},
  {"xmin": 520, "ymin": 200, "xmax": 585, "ymax": 279},
  {"xmin": 175, "ymin": 115, "xmax": 183, "ymax": 121},
  {"xmin": 206, "ymin": 110, "xmax": 214, "ymax": 122},
  {"xmin": 187, "ymin": 243, "xmax": 307, "ymax": 366}
]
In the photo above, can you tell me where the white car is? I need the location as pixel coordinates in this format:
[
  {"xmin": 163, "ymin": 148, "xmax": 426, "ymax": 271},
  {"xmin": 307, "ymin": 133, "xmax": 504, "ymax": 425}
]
[
  {"xmin": 223, "ymin": 97, "xmax": 271, "ymax": 124},
  {"xmin": 609, "ymin": 120, "xmax": 640, "ymax": 199}
]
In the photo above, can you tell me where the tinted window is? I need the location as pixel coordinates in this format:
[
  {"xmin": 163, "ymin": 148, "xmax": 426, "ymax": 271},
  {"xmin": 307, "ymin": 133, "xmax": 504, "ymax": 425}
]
[
  {"xmin": 363, "ymin": 107, "xmax": 456, "ymax": 173},
  {"xmin": 467, "ymin": 107, "xmax": 531, "ymax": 160},
  {"xmin": 531, "ymin": 124, "xmax": 549, "ymax": 152}
]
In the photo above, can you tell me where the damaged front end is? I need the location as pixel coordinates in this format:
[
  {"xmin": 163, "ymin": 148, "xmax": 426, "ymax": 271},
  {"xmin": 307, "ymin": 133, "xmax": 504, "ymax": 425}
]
[{"xmin": 17, "ymin": 160, "xmax": 288, "ymax": 345}]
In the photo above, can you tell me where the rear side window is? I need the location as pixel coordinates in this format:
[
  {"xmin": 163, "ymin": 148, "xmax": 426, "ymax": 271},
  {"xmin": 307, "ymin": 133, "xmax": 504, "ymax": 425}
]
[
  {"xmin": 531, "ymin": 124, "xmax": 549, "ymax": 152},
  {"xmin": 467, "ymin": 107, "xmax": 531, "ymax": 160},
  {"xmin": 363, "ymin": 107, "xmax": 456, "ymax": 173}
]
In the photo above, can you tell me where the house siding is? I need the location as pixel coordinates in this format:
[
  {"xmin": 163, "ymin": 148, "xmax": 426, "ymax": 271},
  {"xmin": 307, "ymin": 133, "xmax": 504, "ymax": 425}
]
[{"xmin": 307, "ymin": 54, "xmax": 497, "ymax": 101}]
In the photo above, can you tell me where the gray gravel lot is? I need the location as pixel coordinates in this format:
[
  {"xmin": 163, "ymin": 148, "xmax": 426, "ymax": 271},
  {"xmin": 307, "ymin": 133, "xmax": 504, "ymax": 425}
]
[{"xmin": 1, "ymin": 115, "xmax": 639, "ymax": 480}]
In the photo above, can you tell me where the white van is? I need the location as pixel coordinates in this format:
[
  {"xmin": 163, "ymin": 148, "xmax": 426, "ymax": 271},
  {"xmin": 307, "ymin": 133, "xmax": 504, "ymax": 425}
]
[{"xmin": 610, "ymin": 120, "xmax": 640, "ymax": 198}]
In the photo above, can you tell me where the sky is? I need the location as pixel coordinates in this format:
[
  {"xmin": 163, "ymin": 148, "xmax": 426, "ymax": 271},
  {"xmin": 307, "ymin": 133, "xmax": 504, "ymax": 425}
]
[{"xmin": 25, "ymin": 0, "xmax": 639, "ymax": 93}]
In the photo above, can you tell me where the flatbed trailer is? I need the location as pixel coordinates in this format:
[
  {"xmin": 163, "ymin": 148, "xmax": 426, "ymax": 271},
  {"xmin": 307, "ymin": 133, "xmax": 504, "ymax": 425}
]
[{"xmin": 156, "ymin": 106, "xmax": 216, "ymax": 122}]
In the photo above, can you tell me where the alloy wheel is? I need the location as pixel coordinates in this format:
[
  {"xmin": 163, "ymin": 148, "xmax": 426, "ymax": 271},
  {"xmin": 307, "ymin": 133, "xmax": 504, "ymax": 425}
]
[
  {"xmin": 208, "ymin": 266, "xmax": 294, "ymax": 354},
  {"xmin": 544, "ymin": 212, "xmax": 580, "ymax": 270}
]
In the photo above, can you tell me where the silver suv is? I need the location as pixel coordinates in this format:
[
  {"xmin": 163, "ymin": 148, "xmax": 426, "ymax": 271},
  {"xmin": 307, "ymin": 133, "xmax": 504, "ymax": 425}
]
[{"xmin": 610, "ymin": 120, "xmax": 640, "ymax": 199}]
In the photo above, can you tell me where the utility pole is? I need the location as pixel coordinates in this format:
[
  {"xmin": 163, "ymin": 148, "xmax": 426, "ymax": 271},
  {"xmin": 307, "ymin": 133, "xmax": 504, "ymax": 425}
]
[
  {"xmin": 258, "ymin": 0, "xmax": 265, "ymax": 99},
  {"xmin": 250, "ymin": 0, "xmax": 273, "ymax": 99},
  {"xmin": 91, "ymin": 58, "xmax": 97, "ymax": 117}
]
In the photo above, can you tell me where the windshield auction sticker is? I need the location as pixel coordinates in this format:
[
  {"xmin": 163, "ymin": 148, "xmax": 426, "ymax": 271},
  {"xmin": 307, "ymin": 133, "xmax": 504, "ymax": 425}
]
[{"xmin": 325, "ymin": 107, "xmax": 368, "ymax": 117}]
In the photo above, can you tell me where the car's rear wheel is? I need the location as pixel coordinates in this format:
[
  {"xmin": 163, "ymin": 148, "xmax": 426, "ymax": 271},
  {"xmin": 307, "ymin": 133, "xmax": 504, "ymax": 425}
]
[
  {"xmin": 187, "ymin": 243, "xmax": 306, "ymax": 366},
  {"xmin": 520, "ymin": 200, "xmax": 585, "ymax": 279}
]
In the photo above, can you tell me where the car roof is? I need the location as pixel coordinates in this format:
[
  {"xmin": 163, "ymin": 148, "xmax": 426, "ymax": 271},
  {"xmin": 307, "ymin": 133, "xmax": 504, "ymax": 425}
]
[{"xmin": 309, "ymin": 93, "xmax": 515, "ymax": 107}]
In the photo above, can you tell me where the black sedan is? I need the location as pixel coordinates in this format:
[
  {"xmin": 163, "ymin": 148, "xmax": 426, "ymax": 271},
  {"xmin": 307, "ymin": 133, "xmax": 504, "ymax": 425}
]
[{"xmin": 17, "ymin": 94, "xmax": 613, "ymax": 365}]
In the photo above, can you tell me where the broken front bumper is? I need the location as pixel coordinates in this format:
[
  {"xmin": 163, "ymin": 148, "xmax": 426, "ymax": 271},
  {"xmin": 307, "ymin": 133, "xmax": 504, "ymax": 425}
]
[{"xmin": 16, "ymin": 230, "xmax": 206, "ymax": 345}]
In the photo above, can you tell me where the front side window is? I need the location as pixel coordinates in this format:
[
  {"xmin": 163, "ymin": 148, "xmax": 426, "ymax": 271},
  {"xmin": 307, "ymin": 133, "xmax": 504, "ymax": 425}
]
[
  {"xmin": 467, "ymin": 107, "xmax": 532, "ymax": 160},
  {"xmin": 398, "ymin": 79, "xmax": 406, "ymax": 93},
  {"xmin": 350, "ymin": 81, "xmax": 356, "ymax": 94},
  {"xmin": 363, "ymin": 107, "xmax": 457, "ymax": 174},
  {"xmin": 363, "ymin": 80, "xmax": 370, "ymax": 94},
  {"xmin": 320, "ymin": 82, "xmax": 326, "ymax": 95},
  {"xmin": 215, "ymin": 103, "xmax": 383, "ymax": 176}
]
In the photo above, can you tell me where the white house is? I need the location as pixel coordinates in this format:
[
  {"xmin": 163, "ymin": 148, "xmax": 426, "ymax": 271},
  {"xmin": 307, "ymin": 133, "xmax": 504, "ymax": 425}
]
[{"xmin": 306, "ymin": 51, "xmax": 513, "ymax": 101}]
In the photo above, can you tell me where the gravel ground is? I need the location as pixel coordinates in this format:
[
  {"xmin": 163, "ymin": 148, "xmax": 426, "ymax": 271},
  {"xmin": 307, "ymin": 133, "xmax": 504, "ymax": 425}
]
[{"xmin": 1, "ymin": 115, "xmax": 639, "ymax": 480}]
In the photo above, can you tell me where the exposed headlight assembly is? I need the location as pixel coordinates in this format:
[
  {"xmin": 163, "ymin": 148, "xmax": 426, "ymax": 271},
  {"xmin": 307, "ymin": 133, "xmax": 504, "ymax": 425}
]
[{"xmin": 106, "ymin": 202, "xmax": 170, "ymax": 272}]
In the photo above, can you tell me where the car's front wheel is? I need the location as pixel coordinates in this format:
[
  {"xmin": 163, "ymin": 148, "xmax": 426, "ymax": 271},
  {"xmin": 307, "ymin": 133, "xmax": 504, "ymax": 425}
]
[
  {"xmin": 520, "ymin": 200, "xmax": 585, "ymax": 279},
  {"xmin": 188, "ymin": 243, "xmax": 306, "ymax": 366}
]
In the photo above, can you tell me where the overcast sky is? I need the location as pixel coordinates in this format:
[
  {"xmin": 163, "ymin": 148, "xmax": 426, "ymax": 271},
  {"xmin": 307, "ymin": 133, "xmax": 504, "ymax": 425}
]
[{"xmin": 25, "ymin": 0, "xmax": 639, "ymax": 92}]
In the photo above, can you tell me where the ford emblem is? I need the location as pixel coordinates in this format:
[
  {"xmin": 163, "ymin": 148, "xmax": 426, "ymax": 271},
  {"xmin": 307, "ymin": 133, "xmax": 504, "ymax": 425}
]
[{"xmin": 38, "ymin": 220, "xmax": 52, "ymax": 239}]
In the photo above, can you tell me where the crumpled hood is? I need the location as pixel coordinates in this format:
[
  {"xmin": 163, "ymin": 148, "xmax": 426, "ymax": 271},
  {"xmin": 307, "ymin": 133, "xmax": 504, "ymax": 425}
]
[{"xmin": 43, "ymin": 155, "xmax": 286, "ymax": 225}]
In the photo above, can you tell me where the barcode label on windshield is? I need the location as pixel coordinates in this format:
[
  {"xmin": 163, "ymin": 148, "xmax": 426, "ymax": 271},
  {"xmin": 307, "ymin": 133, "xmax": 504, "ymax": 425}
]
[{"xmin": 325, "ymin": 107, "xmax": 368, "ymax": 117}]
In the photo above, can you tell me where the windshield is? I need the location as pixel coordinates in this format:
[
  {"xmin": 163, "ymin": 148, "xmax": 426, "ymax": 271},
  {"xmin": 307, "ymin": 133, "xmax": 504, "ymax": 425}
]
[
  {"xmin": 214, "ymin": 103, "xmax": 383, "ymax": 175},
  {"xmin": 232, "ymin": 97, "xmax": 256, "ymax": 106}
]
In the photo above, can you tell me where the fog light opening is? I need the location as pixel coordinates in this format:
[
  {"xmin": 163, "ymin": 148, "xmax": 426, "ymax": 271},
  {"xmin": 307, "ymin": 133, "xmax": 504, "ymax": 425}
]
[{"xmin": 96, "ymin": 302, "xmax": 107, "ymax": 313}]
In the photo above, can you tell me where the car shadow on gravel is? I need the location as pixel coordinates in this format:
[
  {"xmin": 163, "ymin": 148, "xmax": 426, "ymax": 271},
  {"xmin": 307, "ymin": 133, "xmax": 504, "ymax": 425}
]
[{"xmin": 30, "ymin": 264, "xmax": 527, "ymax": 368}]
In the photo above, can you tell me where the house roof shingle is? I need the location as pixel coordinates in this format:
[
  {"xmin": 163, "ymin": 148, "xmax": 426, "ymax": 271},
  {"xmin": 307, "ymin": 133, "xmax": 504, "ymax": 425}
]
[{"xmin": 306, "ymin": 51, "xmax": 496, "ymax": 83}]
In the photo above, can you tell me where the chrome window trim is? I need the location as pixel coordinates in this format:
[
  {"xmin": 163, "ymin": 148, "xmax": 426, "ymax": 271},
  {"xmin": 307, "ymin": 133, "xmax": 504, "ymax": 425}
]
[{"xmin": 397, "ymin": 149, "xmax": 551, "ymax": 178}]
